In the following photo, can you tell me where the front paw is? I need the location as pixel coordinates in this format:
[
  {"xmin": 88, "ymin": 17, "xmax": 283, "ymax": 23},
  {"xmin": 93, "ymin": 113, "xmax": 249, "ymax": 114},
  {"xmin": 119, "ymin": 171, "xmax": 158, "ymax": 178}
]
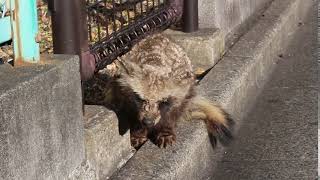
[
  {"xmin": 130, "ymin": 135, "xmax": 148, "ymax": 149},
  {"xmin": 130, "ymin": 128, "xmax": 148, "ymax": 149},
  {"xmin": 153, "ymin": 129, "xmax": 176, "ymax": 148}
]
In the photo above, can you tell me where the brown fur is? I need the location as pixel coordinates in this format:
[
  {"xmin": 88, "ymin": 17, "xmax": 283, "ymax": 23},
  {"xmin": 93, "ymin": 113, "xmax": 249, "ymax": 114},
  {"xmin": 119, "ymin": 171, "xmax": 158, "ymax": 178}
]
[{"xmin": 85, "ymin": 34, "xmax": 234, "ymax": 149}]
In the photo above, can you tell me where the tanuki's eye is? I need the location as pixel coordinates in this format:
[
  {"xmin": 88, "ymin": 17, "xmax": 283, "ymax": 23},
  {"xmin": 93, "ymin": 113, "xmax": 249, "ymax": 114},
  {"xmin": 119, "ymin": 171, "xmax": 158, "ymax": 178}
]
[{"xmin": 134, "ymin": 93, "xmax": 145, "ymax": 108}]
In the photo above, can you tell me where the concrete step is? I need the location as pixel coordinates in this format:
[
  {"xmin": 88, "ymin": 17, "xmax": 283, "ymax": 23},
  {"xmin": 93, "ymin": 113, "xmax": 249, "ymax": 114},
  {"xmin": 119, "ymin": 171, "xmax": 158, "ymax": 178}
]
[
  {"xmin": 164, "ymin": 28, "xmax": 225, "ymax": 70},
  {"xmin": 84, "ymin": 106, "xmax": 135, "ymax": 179},
  {"xmin": 110, "ymin": 0, "xmax": 313, "ymax": 179},
  {"xmin": 69, "ymin": 105, "xmax": 135, "ymax": 180},
  {"xmin": 165, "ymin": 0, "xmax": 273, "ymax": 72}
]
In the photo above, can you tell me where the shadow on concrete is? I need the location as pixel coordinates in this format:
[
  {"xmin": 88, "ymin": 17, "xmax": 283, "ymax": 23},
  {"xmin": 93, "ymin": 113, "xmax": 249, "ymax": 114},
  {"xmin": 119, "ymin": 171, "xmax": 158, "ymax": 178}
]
[{"xmin": 83, "ymin": 73, "xmax": 135, "ymax": 135}]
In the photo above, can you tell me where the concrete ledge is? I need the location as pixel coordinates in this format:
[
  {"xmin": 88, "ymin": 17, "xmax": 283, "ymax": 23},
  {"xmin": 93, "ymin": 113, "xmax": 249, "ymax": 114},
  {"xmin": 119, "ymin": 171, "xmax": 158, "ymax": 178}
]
[
  {"xmin": 72, "ymin": 105, "xmax": 135, "ymax": 180},
  {"xmin": 0, "ymin": 55, "xmax": 85, "ymax": 179},
  {"xmin": 164, "ymin": 1, "xmax": 272, "ymax": 71},
  {"xmin": 214, "ymin": 0, "xmax": 273, "ymax": 36},
  {"xmin": 164, "ymin": 28, "xmax": 225, "ymax": 70},
  {"xmin": 198, "ymin": 0, "xmax": 272, "ymax": 33},
  {"xmin": 110, "ymin": 0, "xmax": 312, "ymax": 179}
]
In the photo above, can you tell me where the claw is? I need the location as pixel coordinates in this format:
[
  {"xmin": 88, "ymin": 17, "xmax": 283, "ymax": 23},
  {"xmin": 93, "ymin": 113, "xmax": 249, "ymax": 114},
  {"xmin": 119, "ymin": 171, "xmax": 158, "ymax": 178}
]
[{"xmin": 155, "ymin": 134, "xmax": 176, "ymax": 148}]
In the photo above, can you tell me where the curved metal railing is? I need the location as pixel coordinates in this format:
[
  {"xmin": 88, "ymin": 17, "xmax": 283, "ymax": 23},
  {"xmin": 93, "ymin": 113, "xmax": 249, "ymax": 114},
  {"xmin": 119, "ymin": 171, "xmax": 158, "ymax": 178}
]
[{"xmin": 86, "ymin": 0, "xmax": 184, "ymax": 71}]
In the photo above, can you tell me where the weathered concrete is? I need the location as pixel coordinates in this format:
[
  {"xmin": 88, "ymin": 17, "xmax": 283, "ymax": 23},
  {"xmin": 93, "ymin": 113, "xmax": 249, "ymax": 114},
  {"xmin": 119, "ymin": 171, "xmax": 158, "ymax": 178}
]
[
  {"xmin": 199, "ymin": 0, "xmax": 272, "ymax": 35},
  {"xmin": 198, "ymin": 0, "xmax": 215, "ymax": 29},
  {"xmin": 0, "ymin": 55, "xmax": 85, "ymax": 179},
  {"xmin": 165, "ymin": 28, "xmax": 225, "ymax": 70},
  {"xmin": 70, "ymin": 105, "xmax": 135, "ymax": 180},
  {"xmin": 212, "ymin": 6, "xmax": 317, "ymax": 178},
  {"xmin": 110, "ymin": 0, "xmax": 313, "ymax": 179},
  {"xmin": 165, "ymin": 0, "xmax": 273, "ymax": 71}
]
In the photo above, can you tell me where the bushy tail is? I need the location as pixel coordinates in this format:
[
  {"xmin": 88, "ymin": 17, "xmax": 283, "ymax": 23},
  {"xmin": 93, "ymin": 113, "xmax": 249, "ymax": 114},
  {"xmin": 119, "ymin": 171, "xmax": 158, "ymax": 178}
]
[{"xmin": 186, "ymin": 96, "xmax": 235, "ymax": 147}]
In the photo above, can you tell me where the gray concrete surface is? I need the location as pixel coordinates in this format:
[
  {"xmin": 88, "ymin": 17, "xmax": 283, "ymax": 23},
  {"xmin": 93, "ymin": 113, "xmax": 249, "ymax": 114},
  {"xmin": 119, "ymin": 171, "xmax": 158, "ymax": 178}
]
[
  {"xmin": 215, "ymin": 0, "xmax": 273, "ymax": 37},
  {"xmin": 211, "ymin": 5, "xmax": 317, "ymax": 179},
  {"xmin": 73, "ymin": 105, "xmax": 135, "ymax": 180},
  {"xmin": 110, "ymin": 0, "xmax": 314, "ymax": 179},
  {"xmin": 166, "ymin": 0, "xmax": 274, "ymax": 71},
  {"xmin": 0, "ymin": 55, "xmax": 85, "ymax": 179},
  {"xmin": 198, "ymin": 0, "xmax": 214, "ymax": 28},
  {"xmin": 165, "ymin": 28, "xmax": 225, "ymax": 70},
  {"xmin": 199, "ymin": 0, "xmax": 272, "ymax": 34}
]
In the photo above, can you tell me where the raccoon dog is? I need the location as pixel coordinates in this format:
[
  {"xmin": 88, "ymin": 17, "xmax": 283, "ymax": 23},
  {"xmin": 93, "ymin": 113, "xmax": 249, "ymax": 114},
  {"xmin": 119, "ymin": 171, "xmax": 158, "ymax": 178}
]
[{"xmin": 94, "ymin": 34, "xmax": 234, "ymax": 149}]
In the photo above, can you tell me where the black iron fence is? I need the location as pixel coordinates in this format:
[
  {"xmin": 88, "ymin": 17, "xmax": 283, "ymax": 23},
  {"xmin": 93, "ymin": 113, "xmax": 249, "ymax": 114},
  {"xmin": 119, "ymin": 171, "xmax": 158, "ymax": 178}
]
[
  {"xmin": 49, "ymin": 0, "xmax": 198, "ymax": 80},
  {"xmin": 87, "ymin": 0, "xmax": 178, "ymax": 71},
  {"xmin": 87, "ymin": 0, "xmax": 166, "ymax": 44}
]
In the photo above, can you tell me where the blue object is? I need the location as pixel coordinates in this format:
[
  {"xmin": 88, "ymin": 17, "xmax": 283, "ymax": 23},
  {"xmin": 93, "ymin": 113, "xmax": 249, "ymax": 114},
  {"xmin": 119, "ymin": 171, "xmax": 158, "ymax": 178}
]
[
  {"xmin": 12, "ymin": 0, "xmax": 40, "ymax": 63},
  {"xmin": 0, "ymin": 0, "xmax": 40, "ymax": 63},
  {"xmin": 0, "ymin": 16, "xmax": 11, "ymax": 43},
  {"xmin": 0, "ymin": 0, "xmax": 13, "ymax": 43}
]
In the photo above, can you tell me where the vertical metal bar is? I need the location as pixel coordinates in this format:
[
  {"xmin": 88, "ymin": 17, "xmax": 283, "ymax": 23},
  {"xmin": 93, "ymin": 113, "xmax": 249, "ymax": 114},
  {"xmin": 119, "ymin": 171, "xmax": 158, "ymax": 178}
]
[
  {"xmin": 133, "ymin": 0, "xmax": 137, "ymax": 18},
  {"xmin": 97, "ymin": 15, "xmax": 101, "ymax": 41},
  {"xmin": 126, "ymin": 0, "xmax": 130, "ymax": 25},
  {"xmin": 104, "ymin": 0, "xmax": 108, "ymax": 37},
  {"xmin": 50, "ymin": 0, "xmax": 81, "ymax": 54},
  {"xmin": 140, "ymin": 0, "xmax": 143, "ymax": 15},
  {"xmin": 87, "ymin": 0, "xmax": 93, "ymax": 42},
  {"xmin": 50, "ymin": 0, "xmax": 95, "ymax": 80},
  {"xmin": 120, "ymin": 0, "xmax": 123, "ymax": 28},
  {"xmin": 106, "ymin": 11, "xmax": 109, "ymax": 37},
  {"xmin": 111, "ymin": 0, "xmax": 116, "ymax": 33},
  {"xmin": 12, "ymin": 0, "xmax": 40, "ymax": 64},
  {"xmin": 182, "ymin": 0, "xmax": 199, "ymax": 32},
  {"xmin": 146, "ymin": 0, "xmax": 149, "ymax": 12}
]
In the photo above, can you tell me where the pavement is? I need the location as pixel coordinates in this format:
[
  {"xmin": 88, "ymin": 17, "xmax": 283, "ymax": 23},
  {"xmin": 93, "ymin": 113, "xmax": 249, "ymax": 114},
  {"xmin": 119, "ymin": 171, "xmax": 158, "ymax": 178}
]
[{"xmin": 210, "ymin": 5, "xmax": 318, "ymax": 180}]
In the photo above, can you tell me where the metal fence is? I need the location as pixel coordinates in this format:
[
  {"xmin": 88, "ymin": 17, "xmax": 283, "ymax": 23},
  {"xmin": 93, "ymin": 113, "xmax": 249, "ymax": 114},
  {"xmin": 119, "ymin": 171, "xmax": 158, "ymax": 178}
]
[
  {"xmin": 87, "ymin": 0, "xmax": 165, "ymax": 44},
  {"xmin": 49, "ymin": 0, "xmax": 197, "ymax": 80},
  {"xmin": 86, "ymin": 0, "xmax": 179, "ymax": 71}
]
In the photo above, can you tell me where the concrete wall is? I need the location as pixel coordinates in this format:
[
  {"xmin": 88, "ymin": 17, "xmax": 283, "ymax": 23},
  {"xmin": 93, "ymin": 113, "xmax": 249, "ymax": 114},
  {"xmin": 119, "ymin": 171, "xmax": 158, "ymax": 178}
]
[
  {"xmin": 82, "ymin": 105, "xmax": 134, "ymax": 180},
  {"xmin": 0, "ymin": 55, "xmax": 85, "ymax": 180},
  {"xmin": 199, "ymin": 0, "xmax": 273, "ymax": 36}
]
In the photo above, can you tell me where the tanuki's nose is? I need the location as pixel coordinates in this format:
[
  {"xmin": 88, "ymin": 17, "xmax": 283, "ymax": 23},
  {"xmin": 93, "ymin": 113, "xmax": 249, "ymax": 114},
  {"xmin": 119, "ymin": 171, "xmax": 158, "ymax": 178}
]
[{"xmin": 142, "ymin": 118, "xmax": 154, "ymax": 127}]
